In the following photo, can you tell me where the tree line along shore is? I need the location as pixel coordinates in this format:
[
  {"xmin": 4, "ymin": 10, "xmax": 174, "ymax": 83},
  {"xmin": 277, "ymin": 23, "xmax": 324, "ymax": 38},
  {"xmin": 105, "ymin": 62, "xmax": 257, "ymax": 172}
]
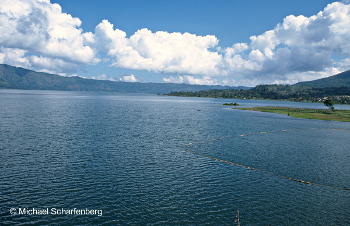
[{"xmin": 166, "ymin": 84, "xmax": 350, "ymax": 105}]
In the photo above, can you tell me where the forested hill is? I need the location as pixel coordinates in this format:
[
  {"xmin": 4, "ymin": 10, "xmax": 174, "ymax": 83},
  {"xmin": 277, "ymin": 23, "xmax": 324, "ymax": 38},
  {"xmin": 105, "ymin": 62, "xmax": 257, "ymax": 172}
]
[
  {"xmin": 0, "ymin": 64, "xmax": 244, "ymax": 93},
  {"xmin": 166, "ymin": 69, "xmax": 350, "ymax": 104},
  {"xmin": 166, "ymin": 84, "xmax": 350, "ymax": 104},
  {"xmin": 294, "ymin": 70, "xmax": 350, "ymax": 87}
]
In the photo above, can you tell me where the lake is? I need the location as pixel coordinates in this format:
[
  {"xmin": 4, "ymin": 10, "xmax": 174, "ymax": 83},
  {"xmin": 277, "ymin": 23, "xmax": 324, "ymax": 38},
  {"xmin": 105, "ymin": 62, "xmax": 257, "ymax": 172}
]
[{"xmin": 1, "ymin": 89, "xmax": 350, "ymax": 225}]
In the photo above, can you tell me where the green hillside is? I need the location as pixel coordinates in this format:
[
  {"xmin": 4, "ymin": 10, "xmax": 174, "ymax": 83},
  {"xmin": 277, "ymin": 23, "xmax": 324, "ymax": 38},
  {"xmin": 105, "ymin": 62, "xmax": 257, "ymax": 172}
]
[
  {"xmin": 294, "ymin": 70, "xmax": 350, "ymax": 87},
  {"xmin": 167, "ymin": 84, "xmax": 350, "ymax": 103},
  {"xmin": 0, "ymin": 64, "xmax": 241, "ymax": 93},
  {"xmin": 166, "ymin": 69, "xmax": 350, "ymax": 104}
]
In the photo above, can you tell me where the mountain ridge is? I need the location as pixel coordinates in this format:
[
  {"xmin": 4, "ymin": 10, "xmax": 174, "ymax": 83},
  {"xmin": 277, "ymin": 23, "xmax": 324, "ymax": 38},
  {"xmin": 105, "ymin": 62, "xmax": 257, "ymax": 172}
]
[
  {"xmin": 2, "ymin": 64, "xmax": 350, "ymax": 94},
  {"xmin": 0, "ymin": 64, "xmax": 246, "ymax": 93},
  {"xmin": 294, "ymin": 70, "xmax": 350, "ymax": 87}
]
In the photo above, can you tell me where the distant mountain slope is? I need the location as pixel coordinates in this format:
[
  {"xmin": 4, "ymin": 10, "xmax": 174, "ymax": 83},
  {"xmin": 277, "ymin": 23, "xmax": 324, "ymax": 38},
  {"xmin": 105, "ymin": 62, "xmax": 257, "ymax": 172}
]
[
  {"xmin": 294, "ymin": 70, "xmax": 350, "ymax": 87},
  {"xmin": 0, "ymin": 64, "xmax": 245, "ymax": 93}
]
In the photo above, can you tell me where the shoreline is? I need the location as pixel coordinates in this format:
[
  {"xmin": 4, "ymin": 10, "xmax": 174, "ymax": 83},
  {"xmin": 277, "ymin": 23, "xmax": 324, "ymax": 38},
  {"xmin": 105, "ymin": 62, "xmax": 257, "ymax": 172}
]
[{"xmin": 235, "ymin": 106, "xmax": 350, "ymax": 122}]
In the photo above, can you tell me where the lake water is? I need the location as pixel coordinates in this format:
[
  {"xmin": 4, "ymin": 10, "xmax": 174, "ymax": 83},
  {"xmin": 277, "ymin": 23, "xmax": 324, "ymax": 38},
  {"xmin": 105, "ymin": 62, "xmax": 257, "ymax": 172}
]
[{"xmin": 1, "ymin": 89, "xmax": 350, "ymax": 225}]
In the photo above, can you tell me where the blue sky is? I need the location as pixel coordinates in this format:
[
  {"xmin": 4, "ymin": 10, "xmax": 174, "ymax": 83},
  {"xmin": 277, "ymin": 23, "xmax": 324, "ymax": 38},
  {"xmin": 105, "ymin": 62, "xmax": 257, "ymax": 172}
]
[
  {"xmin": 1, "ymin": 0, "xmax": 350, "ymax": 86},
  {"xmin": 54, "ymin": 0, "xmax": 333, "ymax": 45}
]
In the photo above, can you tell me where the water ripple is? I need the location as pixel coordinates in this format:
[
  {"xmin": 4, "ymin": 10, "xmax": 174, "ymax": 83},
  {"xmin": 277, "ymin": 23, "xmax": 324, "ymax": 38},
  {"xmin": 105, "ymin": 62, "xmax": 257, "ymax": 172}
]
[{"xmin": 1, "ymin": 90, "xmax": 350, "ymax": 225}]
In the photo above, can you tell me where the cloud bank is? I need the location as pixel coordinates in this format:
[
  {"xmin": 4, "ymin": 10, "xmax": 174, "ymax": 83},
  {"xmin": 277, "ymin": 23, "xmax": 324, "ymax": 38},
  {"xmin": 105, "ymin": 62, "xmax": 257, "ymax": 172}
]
[
  {"xmin": 0, "ymin": 0, "xmax": 99, "ymax": 73},
  {"xmin": 85, "ymin": 20, "xmax": 222, "ymax": 76},
  {"xmin": 120, "ymin": 74, "xmax": 138, "ymax": 82},
  {"xmin": 1, "ymin": 0, "xmax": 350, "ymax": 86}
]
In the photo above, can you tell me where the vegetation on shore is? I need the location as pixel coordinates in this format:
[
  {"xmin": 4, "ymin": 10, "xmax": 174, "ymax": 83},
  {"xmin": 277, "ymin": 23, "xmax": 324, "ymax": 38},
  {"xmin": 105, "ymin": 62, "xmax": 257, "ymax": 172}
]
[
  {"xmin": 223, "ymin": 102, "xmax": 240, "ymax": 106},
  {"xmin": 166, "ymin": 84, "xmax": 350, "ymax": 104},
  {"xmin": 235, "ymin": 106, "xmax": 350, "ymax": 122}
]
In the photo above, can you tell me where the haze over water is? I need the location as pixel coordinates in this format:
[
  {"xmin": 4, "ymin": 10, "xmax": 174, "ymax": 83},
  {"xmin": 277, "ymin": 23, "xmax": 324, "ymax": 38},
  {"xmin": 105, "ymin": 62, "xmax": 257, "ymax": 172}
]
[{"xmin": 1, "ymin": 89, "xmax": 350, "ymax": 225}]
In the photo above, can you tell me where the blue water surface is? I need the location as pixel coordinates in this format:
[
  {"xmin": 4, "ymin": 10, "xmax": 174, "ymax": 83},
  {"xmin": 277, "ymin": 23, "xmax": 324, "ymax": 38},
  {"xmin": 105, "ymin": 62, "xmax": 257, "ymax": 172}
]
[{"xmin": 1, "ymin": 89, "xmax": 350, "ymax": 225}]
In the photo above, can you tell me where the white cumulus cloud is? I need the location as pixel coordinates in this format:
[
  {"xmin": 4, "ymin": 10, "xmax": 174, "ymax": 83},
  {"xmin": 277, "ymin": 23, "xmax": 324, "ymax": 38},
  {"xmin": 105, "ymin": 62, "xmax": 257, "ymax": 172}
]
[
  {"xmin": 87, "ymin": 20, "xmax": 222, "ymax": 75},
  {"xmin": 120, "ymin": 74, "xmax": 138, "ymax": 82},
  {"xmin": 0, "ymin": 0, "xmax": 99, "ymax": 72},
  {"xmin": 91, "ymin": 2, "xmax": 350, "ymax": 85},
  {"xmin": 0, "ymin": 47, "xmax": 30, "ymax": 67},
  {"xmin": 1, "ymin": 1, "xmax": 350, "ymax": 86},
  {"xmin": 163, "ymin": 75, "xmax": 218, "ymax": 85},
  {"xmin": 220, "ymin": 2, "xmax": 350, "ymax": 85},
  {"xmin": 91, "ymin": 74, "xmax": 118, "ymax": 81}
]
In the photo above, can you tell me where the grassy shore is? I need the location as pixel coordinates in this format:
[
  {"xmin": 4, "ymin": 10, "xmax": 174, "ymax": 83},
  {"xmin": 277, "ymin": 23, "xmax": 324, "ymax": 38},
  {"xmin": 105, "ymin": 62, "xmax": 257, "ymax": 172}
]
[{"xmin": 235, "ymin": 106, "xmax": 350, "ymax": 122}]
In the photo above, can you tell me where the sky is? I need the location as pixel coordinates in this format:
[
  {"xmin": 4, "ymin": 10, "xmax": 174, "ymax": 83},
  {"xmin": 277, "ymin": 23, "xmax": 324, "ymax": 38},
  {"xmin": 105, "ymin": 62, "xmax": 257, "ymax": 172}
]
[{"xmin": 1, "ymin": 0, "xmax": 350, "ymax": 86}]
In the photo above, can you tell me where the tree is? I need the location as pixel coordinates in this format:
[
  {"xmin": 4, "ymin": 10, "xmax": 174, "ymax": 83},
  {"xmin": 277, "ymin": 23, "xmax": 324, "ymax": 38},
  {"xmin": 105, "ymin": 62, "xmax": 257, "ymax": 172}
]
[{"xmin": 324, "ymin": 96, "xmax": 335, "ymax": 112}]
